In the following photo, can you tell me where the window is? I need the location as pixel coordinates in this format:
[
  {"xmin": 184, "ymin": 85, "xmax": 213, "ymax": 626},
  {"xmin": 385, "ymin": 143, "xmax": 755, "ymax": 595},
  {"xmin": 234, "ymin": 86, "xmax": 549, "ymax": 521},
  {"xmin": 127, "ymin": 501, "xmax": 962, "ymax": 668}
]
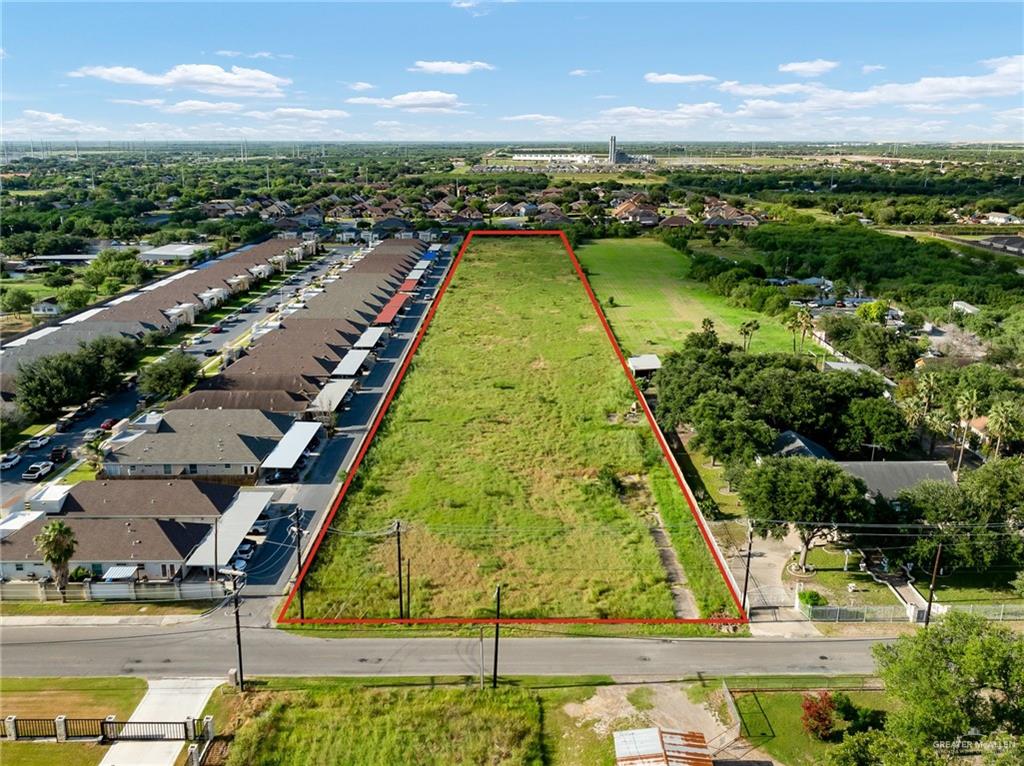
[
  {"xmin": 163, "ymin": 464, "xmax": 172, "ymax": 475},
  {"xmin": 15, "ymin": 564, "xmax": 24, "ymax": 571},
  {"xmin": 188, "ymin": 464, "xmax": 198, "ymax": 475}
]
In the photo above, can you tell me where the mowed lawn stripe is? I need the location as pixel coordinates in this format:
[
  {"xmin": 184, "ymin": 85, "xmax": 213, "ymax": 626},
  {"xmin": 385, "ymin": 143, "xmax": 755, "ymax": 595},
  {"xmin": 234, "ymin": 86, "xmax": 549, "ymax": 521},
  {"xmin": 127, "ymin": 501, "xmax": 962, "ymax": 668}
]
[
  {"xmin": 301, "ymin": 236, "xmax": 714, "ymax": 620},
  {"xmin": 577, "ymin": 238, "xmax": 796, "ymax": 356}
]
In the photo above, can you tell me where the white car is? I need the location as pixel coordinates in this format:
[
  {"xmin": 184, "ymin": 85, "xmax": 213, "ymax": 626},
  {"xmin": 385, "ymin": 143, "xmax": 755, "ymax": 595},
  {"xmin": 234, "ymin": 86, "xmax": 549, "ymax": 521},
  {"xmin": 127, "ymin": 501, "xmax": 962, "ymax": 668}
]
[
  {"xmin": 0, "ymin": 453, "xmax": 22, "ymax": 470},
  {"xmin": 248, "ymin": 521, "xmax": 270, "ymax": 536},
  {"xmin": 83, "ymin": 428, "xmax": 102, "ymax": 442},
  {"xmin": 235, "ymin": 542, "xmax": 256, "ymax": 560},
  {"xmin": 26, "ymin": 436, "xmax": 51, "ymax": 449},
  {"xmin": 21, "ymin": 461, "xmax": 55, "ymax": 481}
]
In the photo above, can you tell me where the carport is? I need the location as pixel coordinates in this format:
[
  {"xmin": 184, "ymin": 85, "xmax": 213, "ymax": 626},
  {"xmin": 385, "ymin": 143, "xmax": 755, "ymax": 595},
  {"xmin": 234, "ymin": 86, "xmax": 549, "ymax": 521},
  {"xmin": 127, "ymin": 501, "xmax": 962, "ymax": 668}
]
[
  {"xmin": 413, "ymin": 259, "xmax": 432, "ymax": 272},
  {"xmin": 261, "ymin": 422, "xmax": 323, "ymax": 471},
  {"xmin": 331, "ymin": 348, "xmax": 373, "ymax": 377},
  {"xmin": 185, "ymin": 490, "xmax": 275, "ymax": 574},
  {"xmin": 354, "ymin": 327, "xmax": 389, "ymax": 350},
  {"xmin": 309, "ymin": 379, "xmax": 356, "ymax": 413},
  {"xmin": 373, "ymin": 293, "xmax": 410, "ymax": 326}
]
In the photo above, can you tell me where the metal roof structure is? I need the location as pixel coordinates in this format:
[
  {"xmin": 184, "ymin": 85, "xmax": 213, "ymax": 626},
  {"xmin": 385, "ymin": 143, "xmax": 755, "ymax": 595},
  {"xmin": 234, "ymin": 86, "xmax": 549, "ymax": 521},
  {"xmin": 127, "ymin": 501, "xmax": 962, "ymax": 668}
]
[
  {"xmin": 310, "ymin": 379, "xmax": 356, "ymax": 412},
  {"xmin": 413, "ymin": 259, "xmax": 432, "ymax": 271},
  {"xmin": 102, "ymin": 565, "xmax": 141, "ymax": 581},
  {"xmin": 261, "ymin": 422, "xmax": 323, "ymax": 470},
  {"xmin": 399, "ymin": 279, "xmax": 419, "ymax": 293},
  {"xmin": 627, "ymin": 354, "xmax": 662, "ymax": 374},
  {"xmin": 185, "ymin": 490, "xmax": 274, "ymax": 569},
  {"xmin": 373, "ymin": 293, "xmax": 410, "ymax": 326},
  {"xmin": 331, "ymin": 348, "xmax": 372, "ymax": 378},
  {"xmin": 354, "ymin": 327, "xmax": 388, "ymax": 350},
  {"xmin": 613, "ymin": 728, "xmax": 713, "ymax": 766},
  {"xmin": 407, "ymin": 268, "xmax": 426, "ymax": 282}
]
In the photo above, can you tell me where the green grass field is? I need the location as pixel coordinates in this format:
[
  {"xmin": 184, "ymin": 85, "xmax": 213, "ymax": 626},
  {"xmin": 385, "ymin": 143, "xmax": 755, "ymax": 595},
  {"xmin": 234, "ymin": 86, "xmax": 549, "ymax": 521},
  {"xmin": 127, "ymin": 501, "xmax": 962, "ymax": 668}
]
[
  {"xmin": 0, "ymin": 677, "xmax": 147, "ymax": 766},
  {"xmin": 298, "ymin": 236, "xmax": 734, "ymax": 621},
  {"xmin": 735, "ymin": 689, "xmax": 892, "ymax": 766},
  {"xmin": 575, "ymin": 238, "xmax": 797, "ymax": 356},
  {"xmin": 912, "ymin": 569, "xmax": 1024, "ymax": 606}
]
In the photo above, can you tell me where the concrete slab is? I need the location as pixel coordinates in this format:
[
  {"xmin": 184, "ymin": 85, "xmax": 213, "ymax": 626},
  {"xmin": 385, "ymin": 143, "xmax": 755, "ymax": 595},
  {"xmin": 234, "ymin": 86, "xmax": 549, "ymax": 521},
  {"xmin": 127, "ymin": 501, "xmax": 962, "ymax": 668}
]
[{"xmin": 99, "ymin": 677, "xmax": 222, "ymax": 766}]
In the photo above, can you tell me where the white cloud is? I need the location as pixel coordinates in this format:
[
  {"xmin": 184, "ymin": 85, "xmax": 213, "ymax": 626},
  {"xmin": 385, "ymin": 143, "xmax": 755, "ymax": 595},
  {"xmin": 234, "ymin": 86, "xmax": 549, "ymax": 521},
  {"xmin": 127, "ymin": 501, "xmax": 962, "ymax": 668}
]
[
  {"xmin": 108, "ymin": 98, "xmax": 244, "ymax": 114},
  {"xmin": 598, "ymin": 102, "xmax": 724, "ymax": 127},
  {"xmin": 500, "ymin": 113, "xmax": 563, "ymax": 123},
  {"xmin": 216, "ymin": 50, "xmax": 293, "ymax": 60},
  {"xmin": 69, "ymin": 63, "xmax": 291, "ymax": 97},
  {"xmin": 346, "ymin": 90, "xmax": 465, "ymax": 112},
  {"xmin": 407, "ymin": 60, "xmax": 494, "ymax": 75},
  {"xmin": 4, "ymin": 109, "xmax": 109, "ymax": 137},
  {"xmin": 778, "ymin": 59, "xmax": 839, "ymax": 77},
  {"xmin": 903, "ymin": 102, "xmax": 985, "ymax": 115},
  {"xmin": 374, "ymin": 120, "xmax": 402, "ymax": 127},
  {"xmin": 594, "ymin": 94, "xmax": 617, "ymax": 100},
  {"xmin": 451, "ymin": 1, "xmax": 489, "ymax": 16},
  {"xmin": 733, "ymin": 99, "xmax": 796, "ymax": 120},
  {"xmin": 569, "ymin": 69, "xmax": 597, "ymax": 77},
  {"xmin": 347, "ymin": 81, "xmax": 376, "ymax": 91},
  {"xmin": 644, "ymin": 72, "xmax": 716, "ymax": 84},
  {"xmin": 0, "ymin": 49, "xmax": 7, "ymax": 60},
  {"xmin": 110, "ymin": 98, "xmax": 167, "ymax": 107},
  {"xmin": 862, "ymin": 64, "xmax": 886, "ymax": 74},
  {"xmin": 163, "ymin": 100, "xmax": 244, "ymax": 114},
  {"xmin": 245, "ymin": 107, "xmax": 350, "ymax": 120},
  {"xmin": 718, "ymin": 81, "xmax": 822, "ymax": 97}
]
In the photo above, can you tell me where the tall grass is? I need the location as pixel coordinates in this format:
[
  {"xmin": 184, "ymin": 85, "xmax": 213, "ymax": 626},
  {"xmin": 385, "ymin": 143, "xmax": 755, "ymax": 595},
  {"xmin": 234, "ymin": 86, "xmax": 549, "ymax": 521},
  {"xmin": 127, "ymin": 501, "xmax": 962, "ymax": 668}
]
[{"xmin": 301, "ymin": 237, "xmax": 729, "ymax": 620}]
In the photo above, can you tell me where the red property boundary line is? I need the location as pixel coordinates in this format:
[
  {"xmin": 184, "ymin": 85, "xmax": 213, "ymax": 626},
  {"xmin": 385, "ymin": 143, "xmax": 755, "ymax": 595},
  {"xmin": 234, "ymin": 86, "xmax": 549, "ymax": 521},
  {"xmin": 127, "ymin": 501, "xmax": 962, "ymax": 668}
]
[{"xmin": 276, "ymin": 231, "xmax": 749, "ymax": 626}]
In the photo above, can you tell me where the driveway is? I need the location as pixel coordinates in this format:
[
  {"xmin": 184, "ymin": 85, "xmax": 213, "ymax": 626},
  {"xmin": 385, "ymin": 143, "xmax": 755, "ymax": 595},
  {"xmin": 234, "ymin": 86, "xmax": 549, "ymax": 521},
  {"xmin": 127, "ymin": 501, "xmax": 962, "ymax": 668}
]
[{"xmin": 98, "ymin": 677, "xmax": 222, "ymax": 766}]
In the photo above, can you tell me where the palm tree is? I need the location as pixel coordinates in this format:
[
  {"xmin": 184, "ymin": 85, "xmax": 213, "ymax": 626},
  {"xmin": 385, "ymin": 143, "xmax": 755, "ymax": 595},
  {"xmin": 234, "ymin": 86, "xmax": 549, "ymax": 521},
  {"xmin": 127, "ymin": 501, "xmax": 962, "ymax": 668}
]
[
  {"xmin": 33, "ymin": 521, "xmax": 77, "ymax": 601},
  {"xmin": 923, "ymin": 408, "xmax": 950, "ymax": 457},
  {"xmin": 785, "ymin": 314, "xmax": 801, "ymax": 353},
  {"xmin": 986, "ymin": 398, "xmax": 1021, "ymax": 457},
  {"xmin": 739, "ymin": 319, "xmax": 760, "ymax": 352},
  {"xmin": 898, "ymin": 394, "xmax": 925, "ymax": 433},
  {"xmin": 797, "ymin": 308, "xmax": 814, "ymax": 352},
  {"xmin": 955, "ymin": 388, "xmax": 980, "ymax": 473}
]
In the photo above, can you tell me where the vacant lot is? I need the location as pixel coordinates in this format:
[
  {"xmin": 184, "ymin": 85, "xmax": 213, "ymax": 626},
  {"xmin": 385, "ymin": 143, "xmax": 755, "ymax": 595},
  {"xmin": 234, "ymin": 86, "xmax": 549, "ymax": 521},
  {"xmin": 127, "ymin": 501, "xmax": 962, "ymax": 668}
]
[
  {"xmin": 299, "ymin": 236, "xmax": 734, "ymax": 620},
  {"xmin": 575, "ymin": 238, "xmax": 795, "ymax": 356}
]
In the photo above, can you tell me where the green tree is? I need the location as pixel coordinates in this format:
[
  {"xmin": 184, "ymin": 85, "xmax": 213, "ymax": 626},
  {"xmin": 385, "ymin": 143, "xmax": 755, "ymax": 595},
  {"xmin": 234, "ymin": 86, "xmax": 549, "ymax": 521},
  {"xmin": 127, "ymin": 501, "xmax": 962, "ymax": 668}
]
[
  {"xmin": 873, "ymin": 612, "xmax": 1024, "ymax": 747},
  {"xmin": 1, "ymin": 286, "xmax": 33, "ymax": 316},
  {"xmin": 738, "ymin": 319, "xmax": 760, "ymax": 352},
  {"xmin": 33, "ymin": 520, "xmax": 77, "ymax": 600},
  {"xmin": 740, "ymin": 457, "xmax": 872, "ymax": 570},
  {"xmin": 986, "ymin": 397, "xmax": 1023, "ymax": 457},
  {"xmin": 855, "ymin": 300, "xmax": 889, "ymax": 325},
  {"xmin": 138, "ymin": 351, "xmax": 200, "ymax": 400},
  {"xmin": 839, "ymin": 397, "xmax": 910, "ymax": 455},
  {"xmin": 56, "ymin": 284, "xmax": 93, "ymax": 311},
  {"xmin": 955, "ymin": 388, "xmax": 980, "ymax": 473}
]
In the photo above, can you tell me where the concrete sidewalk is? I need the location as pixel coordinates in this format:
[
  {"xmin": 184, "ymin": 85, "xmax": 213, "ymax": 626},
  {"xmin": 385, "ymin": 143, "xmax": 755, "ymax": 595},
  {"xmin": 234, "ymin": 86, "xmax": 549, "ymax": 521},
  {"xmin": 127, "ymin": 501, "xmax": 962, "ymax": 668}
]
[{"xmin": 99, "ymin": 677, "xmax": 222, "ymax": 766}]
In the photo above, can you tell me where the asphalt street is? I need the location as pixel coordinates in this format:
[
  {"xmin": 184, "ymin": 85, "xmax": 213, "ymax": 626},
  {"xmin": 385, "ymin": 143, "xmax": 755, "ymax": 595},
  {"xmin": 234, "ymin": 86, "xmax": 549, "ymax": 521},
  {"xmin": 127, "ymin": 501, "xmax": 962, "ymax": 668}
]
[{"xmin": 0, "ymin": 618, "xmax": 884, "ymax": 678}]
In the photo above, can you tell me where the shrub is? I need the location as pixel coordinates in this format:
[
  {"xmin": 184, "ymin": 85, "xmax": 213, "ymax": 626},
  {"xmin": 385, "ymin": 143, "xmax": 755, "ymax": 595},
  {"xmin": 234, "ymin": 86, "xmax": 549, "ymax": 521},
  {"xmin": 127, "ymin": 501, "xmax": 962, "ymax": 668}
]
[
  {"xmin": 801, "ymin": 691, "xmax": 836, "ymax": 740},
  {"xmin": 799, "ymin": 589, "xmax": 828, "ymax": 607}
]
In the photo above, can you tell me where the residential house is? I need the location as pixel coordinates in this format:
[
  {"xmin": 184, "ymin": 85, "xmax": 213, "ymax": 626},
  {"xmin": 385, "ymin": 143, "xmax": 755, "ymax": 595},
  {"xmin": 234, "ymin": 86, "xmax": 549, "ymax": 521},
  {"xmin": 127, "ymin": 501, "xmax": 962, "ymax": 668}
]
[
  {"xmin": 30, "ymin": 296, "xmax": 61, "ymax": 318},
  {"xmin": 837, "ymin": 460, "xmax": 955, "ymax": 510}
]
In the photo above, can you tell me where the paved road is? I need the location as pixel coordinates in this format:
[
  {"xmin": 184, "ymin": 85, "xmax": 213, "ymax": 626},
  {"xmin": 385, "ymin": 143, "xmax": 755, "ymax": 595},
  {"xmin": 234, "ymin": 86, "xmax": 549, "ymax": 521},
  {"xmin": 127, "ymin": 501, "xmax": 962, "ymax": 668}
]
[{"xmin": 0, "ymin": 618, "xmax": 883, "ymax": 678}]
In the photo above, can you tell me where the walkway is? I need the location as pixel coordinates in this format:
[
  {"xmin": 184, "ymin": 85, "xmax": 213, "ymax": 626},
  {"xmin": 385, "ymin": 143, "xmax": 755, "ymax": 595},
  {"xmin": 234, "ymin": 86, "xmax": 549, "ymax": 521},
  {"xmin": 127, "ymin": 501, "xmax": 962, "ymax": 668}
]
[{"xmin": 98, "ymin": 677, "xmax": 222, "ymax": 766}]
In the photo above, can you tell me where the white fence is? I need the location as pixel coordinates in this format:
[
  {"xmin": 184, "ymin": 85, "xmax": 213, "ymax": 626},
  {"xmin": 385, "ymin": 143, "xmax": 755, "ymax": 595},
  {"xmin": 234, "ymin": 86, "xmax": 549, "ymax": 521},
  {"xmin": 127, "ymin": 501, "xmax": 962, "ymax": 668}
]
[
  {"xmin": 0, "ymin": 580, "xmax": 226, "ymax": 603},
  {"xmin": 797, "ymin": 598, "xmax": 1024, "ymax": 623}
]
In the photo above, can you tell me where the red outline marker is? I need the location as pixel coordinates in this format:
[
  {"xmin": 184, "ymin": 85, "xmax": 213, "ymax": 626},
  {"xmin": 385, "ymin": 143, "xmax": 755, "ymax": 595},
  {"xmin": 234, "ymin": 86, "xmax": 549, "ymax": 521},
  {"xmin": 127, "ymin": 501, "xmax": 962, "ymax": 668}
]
[{"xmin": 277, "ymin": 231, "xmax": 748, "ymax": 626}]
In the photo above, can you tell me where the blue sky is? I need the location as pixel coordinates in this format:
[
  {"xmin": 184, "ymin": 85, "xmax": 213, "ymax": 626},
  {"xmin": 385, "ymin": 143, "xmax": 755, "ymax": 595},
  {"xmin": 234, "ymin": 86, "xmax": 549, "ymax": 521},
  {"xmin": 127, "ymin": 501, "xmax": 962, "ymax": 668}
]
[{"xmin": 3, "ymin": 2, "xmax": 1022, "ymax": 142}]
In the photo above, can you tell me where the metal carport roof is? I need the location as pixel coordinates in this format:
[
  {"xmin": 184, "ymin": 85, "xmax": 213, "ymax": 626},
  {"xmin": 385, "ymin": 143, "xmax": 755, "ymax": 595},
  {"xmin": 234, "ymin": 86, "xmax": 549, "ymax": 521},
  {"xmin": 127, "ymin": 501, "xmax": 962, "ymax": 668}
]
[
  {"xmin": 354, "ymin": 327, "xmax": 388, "ymax": 349},
  {"xmin": 310, "ymin": 379, "xmax": 356, "ymax": 412},
  {"xmin": 261, "ymin": 422, "xmax": 323, "ymax": 470},
  {"xmin": 184, "ymin": 490, "xmax": 275, "ymax": 569},
  {"xmin": 331, "ymin": 348, "xmax": 372, "ymax": 377}
]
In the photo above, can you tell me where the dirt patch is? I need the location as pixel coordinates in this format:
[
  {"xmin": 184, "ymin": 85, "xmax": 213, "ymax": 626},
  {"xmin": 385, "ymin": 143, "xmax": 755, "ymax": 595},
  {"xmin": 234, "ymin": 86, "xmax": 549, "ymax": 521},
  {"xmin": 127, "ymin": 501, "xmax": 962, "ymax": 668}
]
[{"xmin": 563, "ymin": 683, "xmax": 724, "ymax": 738}]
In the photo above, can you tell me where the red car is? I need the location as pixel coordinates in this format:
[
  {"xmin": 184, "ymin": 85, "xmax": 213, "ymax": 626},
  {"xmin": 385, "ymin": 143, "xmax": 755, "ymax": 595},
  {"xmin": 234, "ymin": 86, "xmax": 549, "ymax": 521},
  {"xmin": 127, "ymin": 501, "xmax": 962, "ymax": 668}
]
[
  {"xmin": 99, "ymin": 418, "xmax": 118, "ymax": 431},
  {"xmin": 209, "ymin": 325, "xmax": 224, "ymax": 334}
]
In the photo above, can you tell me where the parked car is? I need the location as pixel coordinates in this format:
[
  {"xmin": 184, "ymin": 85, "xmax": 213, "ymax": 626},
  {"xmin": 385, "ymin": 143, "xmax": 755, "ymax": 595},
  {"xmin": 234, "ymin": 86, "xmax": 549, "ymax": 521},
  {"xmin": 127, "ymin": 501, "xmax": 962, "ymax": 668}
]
[
  {"xmin": 0, "ymin": 453, "xmax": 22, "ymax": 470},
  {"xmin": 203, "ymin": 348, "xmax": 219, "ymax": 357},
  {"xmin": 49, "ymin": 446, "xmax": 70, "ymax": 463},
  {"xmin": 264, "ymin": 469, "xmax": 297, "ymax": 485},
  {"xmin": 21, "ymin": 461, "xmax": 55, "ymax": 481},
  {"xmin": 265, "ymin": 304, "xmax": 278, "ymax": 313},
  {"xmin": 235, "ymin": 542, "xmax": 256, "ymax": 560},
  {"xmin": 83, "ymin": 428, "xmax": 103, "ymax": 442},
  {"xmin": 26, "ymin": 436, "xmax": 51, "ymax": 449},
  {"xmin": 209, "ymin": 325, "xmax": 224, "ymax": 334},
  {"xmin": 248, "ymin": 520, "xmax": 271, "ymax": 536},
  {"xmin": 239, "ymin": 305, "xmax": 256, "ymax": 314},
  {"xmin": 99, "ymin": 418, "xmax": 117, "ymax": 431},
  {"xmin": 54, "ymin": 416, "xmax": 74, "ymax": 433}
]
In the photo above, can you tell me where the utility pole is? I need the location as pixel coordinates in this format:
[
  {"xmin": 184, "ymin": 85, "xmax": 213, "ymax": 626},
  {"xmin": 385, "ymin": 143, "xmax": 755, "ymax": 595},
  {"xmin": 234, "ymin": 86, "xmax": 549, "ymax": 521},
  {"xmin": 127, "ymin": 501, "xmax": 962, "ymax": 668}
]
[
  {"xmin": 292, "ymin": 507, "xmax": 305, "ymax": 620},
  {"xmin": 213, "ymin": 516, "xmax": 219, "ymax": 582},
  {"xmin": 396, "ymin": 521, "xmax": 404, "ymax": 619},
  {"xmin": 231, "ymin": 572, "xmax": 246, "ymax": 691},
  {"xmin": 405, "ymin": 558, "xmax": 411, "ymax": 619},
  {"xmin": 924, "ymin": 543, "xmax": 943, "ymax": 628},
  {"xmin": 491, "ymin": 585, "xmax": 501, "ymax": 689},
  {"xmin": 741, "ymin": 522, "xmax": 754, "ymax": 615}
]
